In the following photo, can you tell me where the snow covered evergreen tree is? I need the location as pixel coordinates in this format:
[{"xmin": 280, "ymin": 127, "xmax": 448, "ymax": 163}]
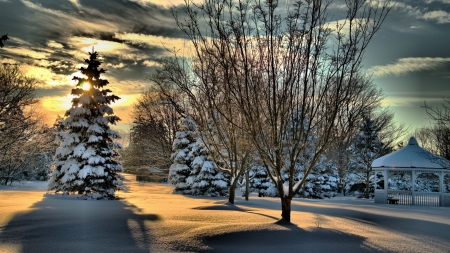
[
  {"xmin": 169, "ymin": 116, "xmax": 229, "ymax": 196},
  {"xmin": 169, "ymin": 116, "xmax": 197, "ymax": 194},
  {"xmin": 350, "ymin": 116, "xmax": 389, "ymax": 198},
  {"xmin": 189, "ymin": 137, "xmax": 228, "ymax": 196},
  {"xmin": 248, "ymin": 165, "xmax": 272, "ymax": 197},
  {"xmin": 48, "ymin": 51, "xmax": 123, "ymax": 199}
]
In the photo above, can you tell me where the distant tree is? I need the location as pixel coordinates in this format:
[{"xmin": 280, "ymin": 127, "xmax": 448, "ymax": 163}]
[
  {"xmin": 48, "ymin": 51, "xmax": 123, "ymax": 199},
  {"xmin": 0, "ymin": 64, "xmax": 45, "ymax": 185},
  {"xmin": 124, "ymin": 89, "xmax": 180, "ymax": 170},
  {"xmin": 350, "ymin": 116, "xmax": 390, "ymax": 198},
  {"xmin": 424, "ymin": 98, "xmax": 450, "ymax": 124},
  {"xmin": 0, "ymin": 34, "xmax": 8, "ymax": 48},
  {"xmin": 0, "ymin": 118, "xmax": 58, "ymax": 185},
  {"xmin": 415, "ymin": 124, "xmax": 450, "ymax": 160},
  {"xmin": 247, "ymin": 165, "xmax": 271, "ymax": 197},
  {"xmin": 328, "ymin": 107, "xmax": 406, "ymax": 195},
  {"xmin": 0, "ymin": 65, "xmax": 38, "ymax": 151}
]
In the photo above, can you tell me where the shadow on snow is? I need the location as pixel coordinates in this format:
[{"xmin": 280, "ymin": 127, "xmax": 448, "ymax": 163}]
[{"xmin": 0, "ymin": 193, "xmax": 161, "ymax": 253}]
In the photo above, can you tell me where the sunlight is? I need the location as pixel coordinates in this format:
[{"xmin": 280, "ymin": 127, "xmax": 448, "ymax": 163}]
[{"xmin": 82, "ymin": 81, "xmax": 91, "ymax": 90}]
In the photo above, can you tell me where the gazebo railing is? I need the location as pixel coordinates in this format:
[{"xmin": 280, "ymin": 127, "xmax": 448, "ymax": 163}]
[
  {"xmin": 388, "ymin": 191, "xmax": 412, "ymax": 205},
  {"xmin": 414, "ymin": 192, "xmax": 440, "ymax": 207},
  {"xmin": 387, "ymin": 191, "xmax": 441, "ymax": 206}
]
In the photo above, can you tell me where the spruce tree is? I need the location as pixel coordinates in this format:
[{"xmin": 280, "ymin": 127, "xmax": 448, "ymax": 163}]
[
  {"xmin": 189, "ymin": 137, "xmax": 228, "ymax": 197},
  {"xmin": 169, "ymin": 116, "xmax": 197, "ymax": 194},
  {"xmin": 0, "ymin": 34, "xmax": 8, "ymax": 48},
  {"xmin": 48, "ymin": 51, "xmax": 123, "ymax": 199},
  {"xmin": 351, "ymin": 116, "xmax": 388, "ymax": 198}
]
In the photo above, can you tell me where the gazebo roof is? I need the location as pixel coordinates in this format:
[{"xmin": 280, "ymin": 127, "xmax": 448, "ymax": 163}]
[{"xmin": 372, "ymin": 137, "xmax": 447, "ymax": 169}]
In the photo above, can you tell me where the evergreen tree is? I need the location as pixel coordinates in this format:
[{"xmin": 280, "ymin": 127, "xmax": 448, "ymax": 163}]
[
  {"xmin": 189, "ymin": 137, "xmax": 228, "ymax": 196},
  {"xmin": 48, "ymin": 51, "xmax": 123, "ymax": 199},
  {"xmin": 248, "ymin": 165, "xmax": 271, "ymax": 197},
  {"xmin": 0, "ymin": 34, "xmax": 8, "ymax": 48},
  {"xmin": 351, "ymin": 116, "xmax": 389, "ymax": 198},
  {"xmin": 169, "ymin": 115, "xmax": 197, "ymax": 194}
]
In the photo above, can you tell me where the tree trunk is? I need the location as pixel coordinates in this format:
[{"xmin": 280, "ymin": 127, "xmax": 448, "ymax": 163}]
[
  {"xmin": 281, "ymin": 197, "xmax": 292, "ymax": 222},
  {"xmin": 365, "ymin": 171, "xmax": 370, "ymax": 199},
  {"xmin": 245, "ymin": 169, "xmax": 249, "ymax": 201},
  {"xmin": 229, "ymin": 183, "xmax": 236, "ymax": 204}
]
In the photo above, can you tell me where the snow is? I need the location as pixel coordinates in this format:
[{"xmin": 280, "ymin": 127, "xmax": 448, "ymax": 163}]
[
  {"xmin": 1, "ymin": 174, "xmax": 450, "ymax": 253},
  {"xmin": 372, "ymin": 137, "xmax": 448, "ymax": 169}
]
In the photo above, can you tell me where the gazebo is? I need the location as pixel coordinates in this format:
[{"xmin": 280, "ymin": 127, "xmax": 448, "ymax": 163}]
[{"xmin": 372, "ymin": 137, "xmax": 450, "ymax": 207}]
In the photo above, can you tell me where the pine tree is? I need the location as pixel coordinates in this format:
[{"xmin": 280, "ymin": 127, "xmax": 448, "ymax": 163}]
[
  {"xmin": 248, "ymin": 165, "xmax": 271, "ymax": 197},
  {"xmin": 189, "ymin": 137, "xmax": 228, "ymax": 196},
  {"xmin": 351, "ymin": 116, "xmax": 388, "ymax": 198},
  {"xmin": 169, "ymin": 116, "xmax": 197, "ymax": 194},
  {"xmin": 48, "ymin": 51, "xmax": 123, "ymax": 199},
  {"xmin": 0, "ymin": 34, "xmax": 8, "ymax": 48}
]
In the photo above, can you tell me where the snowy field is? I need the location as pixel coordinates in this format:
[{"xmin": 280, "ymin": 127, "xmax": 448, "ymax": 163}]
[{"xmin": 1, "ymin": 174, "xmax": 449, "ymax": 253}]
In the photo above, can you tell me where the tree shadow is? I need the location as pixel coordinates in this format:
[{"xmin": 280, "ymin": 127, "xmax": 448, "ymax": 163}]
[
  {"xmin": 232, "ymin": 197, "xmax": 450, "ymax": 248},
  {"xmin": 200, "ymin": 220, "xmax": 382, "ymax": 253},
  {"xmin": 292, "ymin": 202, "xmax": 450, "ymax": 244},
  {"xmin": 188, "ymin": 200, "xmax": 381, "ymax": 252},
  {"xmin": 0, "ymin": 193, "xmax": 161, "ymax": 253}
]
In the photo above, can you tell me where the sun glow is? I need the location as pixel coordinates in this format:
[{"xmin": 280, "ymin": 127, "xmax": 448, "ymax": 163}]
[{"xmin": 82, "ymin": 82, "xmax": 91, "ymax": 90}]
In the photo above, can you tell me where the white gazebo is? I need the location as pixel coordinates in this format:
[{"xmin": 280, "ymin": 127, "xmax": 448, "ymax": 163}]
[{"xmin": 372, "ymin": 137, "xmax": 450, "ymax": 207}]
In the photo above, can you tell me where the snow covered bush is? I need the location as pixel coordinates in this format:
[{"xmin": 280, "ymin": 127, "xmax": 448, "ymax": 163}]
[
  {"xmin": 48, "ymin": 51, "xmax": 123, "ymax": 199},
  {"xmin": 387, "ymin": 172, "xmax": 412, "ymax": 191},
  {"xmin": 444, "ymin": 174, "xmax": 450, "ymax": 193},
  {"xmin": 415, "ymin": 173, "xmax": 439, "ymax": 192}
]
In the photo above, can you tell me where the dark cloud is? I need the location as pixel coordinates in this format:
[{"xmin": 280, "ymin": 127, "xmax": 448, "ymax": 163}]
[
  {"xmin": 0, "ymin": 0, "xmax": 449, "ymax": 129},
  {"xmin": 35, "ymin": 85, "xmax": 72, "ymax": 98}
]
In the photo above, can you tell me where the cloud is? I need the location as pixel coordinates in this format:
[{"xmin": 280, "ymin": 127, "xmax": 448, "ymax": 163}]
[
  {"xmin": 107, "ymin": 62, "xmax": 125, "ymax": 69},
  {"xmin": 142, "ymin": 60, "xmax": 161, "ymax": 67},
  {"xmin": 3, "ymin": 47, "xmax": 51, "ymax": 59},
  {"xmin": 368, "ymin": 57, "xmax": 450, "ymax": 76},
  {"xmin": 113, "ymin": 33, "xmax": 192, "ymax": 56},
  {"xmin": 68, "ymin": 0, "xmax": 81, "ymax": 8},
  {"xmin": 20, "ymin": 0, "xmax": 120, "ymax": 37},
  {"xmin": 422, "ymin": 10, "xmax": 450, "ymax": 24},
  {"xmin": 47, "ymin": 40, "xmax": 64, "ymax": 49},
  {"xmin": 128, "ymin": 0, "xmax": 196, "ymax": 8},
  {"xmin": 424, "ymin": 0, "xmax": 450, "ymax": 4},
  {"xmin": 388, "ymin": 1, "xmax": 450, "ymax": 24}
]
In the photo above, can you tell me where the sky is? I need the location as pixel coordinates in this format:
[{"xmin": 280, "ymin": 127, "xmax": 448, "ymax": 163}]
[{"xmin": 0, "ymin": 0, "xmax": 449, "ymax": 133}]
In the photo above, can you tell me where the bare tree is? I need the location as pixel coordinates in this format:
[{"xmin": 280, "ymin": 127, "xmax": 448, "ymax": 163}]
[
  {"xmin": 423, "ymin": 99, "xmax": 450, "ymax": 157},
  {"xmin": 0, "ymin": 107, "xmax": 55, "ymax": 185},
  {"xmin": 123, "ymin": 89, "xmax": 181, "ymax": 170},
  {"xmin": 328, "ymin": 77, "xmax": 385, "ymax": 195},
  {"xmin": 0, "ymin": 64, "xmax": 39, "ymax": 152},
  {"xmin": 152, "ymin": 51, "xmax": 255, "ymax": 203},
  {"xmin": 162, "ymin": 0, "xmax": 391, "ymax": 221},
  {"xmin": 415, "ymin": 124, "xmax": 450, "ymax": 160}
]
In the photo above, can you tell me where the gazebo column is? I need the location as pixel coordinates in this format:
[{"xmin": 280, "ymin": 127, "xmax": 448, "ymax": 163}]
[
  {"xmin": 411, "ymin": 170, "xmax": 415, "ymax": 206},
  {"xmin": 439, "ymin": 171, "xmax": 444, "ymax": 207},
  {"xmin": 385, "ymin": 169, "xmax": 388, "ymax": 202},
  {"xmin": 374, "ymin": 168, "xmax": 388, "ymax": 204}
]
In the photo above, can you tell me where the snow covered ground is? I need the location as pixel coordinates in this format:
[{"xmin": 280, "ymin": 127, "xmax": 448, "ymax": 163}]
[{"xmin": 1, "ymin": 174, "xmax": 449, "ymax": 253}]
